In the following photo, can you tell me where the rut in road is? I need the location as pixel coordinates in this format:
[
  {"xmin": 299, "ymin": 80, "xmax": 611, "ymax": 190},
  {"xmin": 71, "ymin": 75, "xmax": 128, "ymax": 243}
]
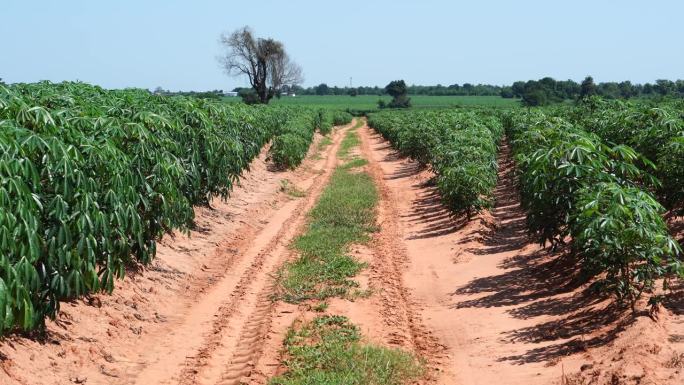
[
  {"xmin": 358, "ymin": 125, "xmax": 591, "ymax": 385},
  {"xmin": 129, "ymin": 122, "xmax": 353, "ymax": 385},
  {"xmin": 356, "ymin": 121, "xmax": 445, "ymax": 379}
]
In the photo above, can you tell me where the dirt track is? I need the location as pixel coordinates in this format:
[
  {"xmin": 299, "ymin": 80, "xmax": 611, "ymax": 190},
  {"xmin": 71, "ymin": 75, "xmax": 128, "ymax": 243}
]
[
  {"xmin": 2, "ymin": 120, "xmax": 684, "ymax": 385},
  {"xmin": 356, "ymin": 130, "xmax": 569, "ymax": 384},
  {"xmin": 356, "ymin": 124, "xmax": 684, "ymax": 385}
]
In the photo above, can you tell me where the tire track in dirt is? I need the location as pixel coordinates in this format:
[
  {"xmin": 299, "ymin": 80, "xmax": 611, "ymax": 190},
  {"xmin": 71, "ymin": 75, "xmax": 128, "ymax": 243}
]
[
  {"xmin": 356, "ymin": 121, "xmax": 444, "ymax": 377},
  {"xmin": 358, "ymin": 125, "xmax": 547, "ymax": 384},
  {"xmin": 167, "ymin": 121, "xmax": 353, "ymax": 385}
]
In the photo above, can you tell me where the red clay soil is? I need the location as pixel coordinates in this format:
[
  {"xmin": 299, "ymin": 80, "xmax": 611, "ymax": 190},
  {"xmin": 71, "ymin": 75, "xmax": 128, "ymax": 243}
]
[
  {"xmin": 355, "ymin": 123, "xmax": 684, "ymax": 385},
  {"xmin": 669, "ymin": 216, "xmax": 684, "ymax": 248},
  {"xmin": 0, "ymin": 121, "xmax": 355, "ymax": 385}
]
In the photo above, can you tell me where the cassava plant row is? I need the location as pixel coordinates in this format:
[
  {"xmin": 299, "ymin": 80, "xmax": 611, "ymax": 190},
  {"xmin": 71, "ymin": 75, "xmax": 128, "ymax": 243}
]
[
  {"xmin": 505, "ymin": 110, "xmax": 682, "ymax": 307},
  {"xmin": 0, "ymin": 81, "xmax": 323, "ymax": 333},
  {"xmin": 368, "ymin": 109, "xmax": 502, "ymax": 215}
]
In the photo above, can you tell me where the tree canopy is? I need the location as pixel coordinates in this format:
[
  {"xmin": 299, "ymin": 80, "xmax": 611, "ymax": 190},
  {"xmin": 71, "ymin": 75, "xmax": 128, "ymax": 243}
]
[
  {"xmin": 383, "ymin": 80, "xmax": 411, "ymax": 108},
  {"xmin": 219, "ymin": 26, "xmax": 303, "ymax": 104}
]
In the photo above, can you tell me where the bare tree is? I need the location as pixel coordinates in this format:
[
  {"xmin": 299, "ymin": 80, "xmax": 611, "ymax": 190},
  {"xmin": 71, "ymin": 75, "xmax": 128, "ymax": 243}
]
[{"xmin": 219, "ymin": 27, "xmax": 303, "ymax": 104}]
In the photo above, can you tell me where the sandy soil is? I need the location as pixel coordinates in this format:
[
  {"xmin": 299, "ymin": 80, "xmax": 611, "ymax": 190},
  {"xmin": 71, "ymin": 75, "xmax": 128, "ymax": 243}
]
[{"xmin": 0, "ymin": 121, "xmax": 355, "ymax": 385}]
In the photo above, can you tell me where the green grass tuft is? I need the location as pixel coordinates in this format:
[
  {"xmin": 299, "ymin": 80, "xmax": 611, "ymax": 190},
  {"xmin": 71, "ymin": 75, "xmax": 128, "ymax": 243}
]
[
  {"xmin": 319, "ymin": 136, "xmax": 333, "ymax": 148},
  {"xmin": 269, "ymin": 316, "xmax": 424, "ymax": 385},
  {"xmin": 342, "ymin": 158, "xmax": 368, "ymax": 170}
]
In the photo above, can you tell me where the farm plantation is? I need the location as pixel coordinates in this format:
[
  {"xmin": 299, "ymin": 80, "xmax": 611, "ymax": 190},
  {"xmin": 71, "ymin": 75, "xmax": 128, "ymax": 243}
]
[{"xmin": 1, "ymin": 80, "xmax": 683, "ymax": 385}]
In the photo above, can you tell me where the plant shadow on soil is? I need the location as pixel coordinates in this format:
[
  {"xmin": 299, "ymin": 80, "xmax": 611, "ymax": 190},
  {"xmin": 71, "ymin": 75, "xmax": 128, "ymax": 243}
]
[
  {"xmin": 452, "ymin": 251, "xmax": 636, "ymax": 364},
  {"xmin": 369, "ymin": 132, "xmax": 648, "ymax": 366},
  {"xmin": 447, "ymin": 144, "xmax": 637, "ymax": 365},
  {"xmin": 669, "ymin": 217, "xmax": 684, "ymax": 248},
  {"xmin": 370, "ymin": 137, "xmax": 470, "ymax": 240},
  {"xmin": 664, "ymin": 280, "xmax": 684, "ymax": 318},
  {"xmin": 448, "ymin": 216, "xmax": 635, "ymax": 364},
  {"xmin": 403, "ymin": 189, "xmax": 471, "ymax": 240},
  {"xmin": 663, "ymin": 215, "xmax": 684, "ymax": 325}
]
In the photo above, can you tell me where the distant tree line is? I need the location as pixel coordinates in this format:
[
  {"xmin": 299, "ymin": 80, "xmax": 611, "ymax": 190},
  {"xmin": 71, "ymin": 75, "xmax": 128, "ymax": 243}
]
[
  {"xmin": 286, "ymin": 83, "xmax": 502, "ymax": 97},
  {"xmin": 509, "ymin": 77, "xmax": 684, "ymax": 106},
  {"xmin": 153, "ymin": 87, "xmax": 224, "ymax": 99},
  {"xmin": 155, "ymin": 76, "xmax": 684, "ymax": 107},
  {"xmin": 271, "ymin": 77, "xmax": 684, "ymax": 106}
]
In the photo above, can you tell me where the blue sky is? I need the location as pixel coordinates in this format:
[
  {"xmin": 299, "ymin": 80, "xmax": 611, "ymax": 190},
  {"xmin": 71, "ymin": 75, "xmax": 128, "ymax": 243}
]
[{"xmin": 2, "ymin": 1, "xmax": 682, "ymax": 90}]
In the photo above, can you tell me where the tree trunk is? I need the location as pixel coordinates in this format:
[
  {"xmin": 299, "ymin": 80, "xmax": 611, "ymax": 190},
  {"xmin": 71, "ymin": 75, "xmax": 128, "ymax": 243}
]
[
  {"xmin": 257, "ymin": 84, "xmax": 269, "ymax": 104},
  {"xmin": 256, "ymin": 57, "xmax": 270, "ymax": 104}
]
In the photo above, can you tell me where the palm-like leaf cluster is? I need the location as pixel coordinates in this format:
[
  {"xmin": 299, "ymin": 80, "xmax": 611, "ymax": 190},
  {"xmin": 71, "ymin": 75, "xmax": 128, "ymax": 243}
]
[
  {"xmin": 329, "ymin": 111, "xmax": 353, "ymax": 128},
  {"xmin": 269, "ymin": 114, "xmax": 317, "ymax": 169},
  {"xmin": 269, "ymin": 109, "xmax": 352, "ymax": 169},
  {"xmin": 558, "ymin": 97, "xmax": 684, "ymax": 214}
]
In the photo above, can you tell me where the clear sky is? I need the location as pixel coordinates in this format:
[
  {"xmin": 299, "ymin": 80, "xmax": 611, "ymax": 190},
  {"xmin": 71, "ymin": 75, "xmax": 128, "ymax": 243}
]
[{"xmin": 2, "ymin": 1, "xmax": 682, "ymax": 91}]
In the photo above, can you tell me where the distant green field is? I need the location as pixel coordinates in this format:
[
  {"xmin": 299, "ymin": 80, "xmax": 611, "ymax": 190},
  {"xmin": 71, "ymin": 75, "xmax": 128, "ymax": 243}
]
[{"xmin": 223, "ymin": 95, "xmax": 520, "ymax": 110}]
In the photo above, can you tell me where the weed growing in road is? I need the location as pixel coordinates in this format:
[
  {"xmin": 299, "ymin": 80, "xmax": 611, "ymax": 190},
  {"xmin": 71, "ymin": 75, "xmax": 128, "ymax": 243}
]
[
  {"xmin": 312, "ymin": 136, "xmax": 334, "ymax": 160},
  {"xmin": 318, "ymin": 136, "xmax": 333, "ymax": 150},
  {"xmin": 269, "ymin": 316, "xmax": 424, "ymax": 385}
]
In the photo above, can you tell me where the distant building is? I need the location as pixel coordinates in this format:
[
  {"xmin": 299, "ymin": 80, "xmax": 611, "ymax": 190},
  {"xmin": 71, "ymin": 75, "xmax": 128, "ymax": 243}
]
[{"xmin": 224, "ymin": 91, "xmax": 238, "ymax": 97}]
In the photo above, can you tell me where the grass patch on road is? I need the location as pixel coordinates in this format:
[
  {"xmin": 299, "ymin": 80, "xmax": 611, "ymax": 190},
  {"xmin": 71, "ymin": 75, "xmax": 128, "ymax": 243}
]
[
  {"xmin": 278, "ymin": 167, "xmax": 377, "ymax": 302},
  {"xmin": 312, "ymin": 136, "xmax": 333, "ymax": 160},
  {"xmin": 273, "ymin": 128, "xmax": 424, "ymax": 385},
  {"xmin": 318, "ymin": 136, "xmax": 333, "ymax": 150},
  {"xmin": 269, "ymin": 316, "xmax": 424, "ymax": 385},
  {"xmin": 338, "ymin": 128, "xmax": 361, "ymax": 159},
  {"xmin": 341, "ymin": 158, "xmax": 368, "ymax": 170},
  {"xmin": 278, "ymin": 130, "xmax": 377, "ymax": 303}
]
